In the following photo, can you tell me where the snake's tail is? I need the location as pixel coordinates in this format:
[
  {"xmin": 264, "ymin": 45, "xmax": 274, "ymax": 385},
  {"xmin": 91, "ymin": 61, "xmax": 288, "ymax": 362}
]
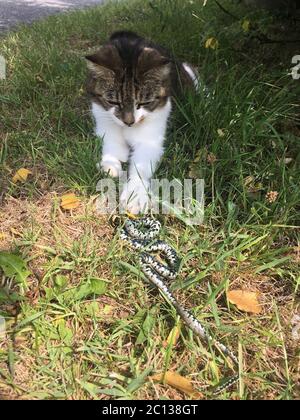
[{"xmin": 145, "ymin": 264, "xmax": 238, "ymax": 367}]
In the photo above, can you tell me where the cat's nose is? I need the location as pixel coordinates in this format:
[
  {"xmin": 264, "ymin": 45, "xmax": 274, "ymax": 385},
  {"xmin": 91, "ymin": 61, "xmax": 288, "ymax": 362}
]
[{"xmin": 123, "ymin": 112, "xmax": 135, "ymax": 127}]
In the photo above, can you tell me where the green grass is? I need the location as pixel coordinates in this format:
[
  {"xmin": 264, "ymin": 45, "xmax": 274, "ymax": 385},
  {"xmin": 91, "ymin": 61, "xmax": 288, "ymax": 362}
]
[{"xmin": 0, "ymin": 0, "xmax": 300, "ymax": 400}]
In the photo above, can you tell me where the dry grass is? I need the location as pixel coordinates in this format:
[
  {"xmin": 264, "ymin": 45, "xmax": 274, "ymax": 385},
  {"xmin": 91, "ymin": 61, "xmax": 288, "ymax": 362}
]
[
  {"xmin": 0, "ymin": 190, "xmax": 299, "ymax": 400},
  {"xmin": 0, "ymin": 0, "xmax": 299, "ymax": 401}
]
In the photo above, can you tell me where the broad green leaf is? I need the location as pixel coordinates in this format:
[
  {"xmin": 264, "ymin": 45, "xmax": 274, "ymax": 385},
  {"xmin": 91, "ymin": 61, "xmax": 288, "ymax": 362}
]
[
  {"xmin": 77, "ymin": 381, "xmax": 99, "ymax": 399},
  {"xmin": 127, "ymin": 367, "xmax": 153, "ymax": 393},
  {"xmin": 0, "ymin": 252, "xmax": 31, "ymax": 287},
  {"xmin": 57, "ymin": 319, "xmax": 73, "ymax": 345},
  {"xmin": 90, "ymin": 278, "xmax": 108, "ymax": 295},
  {"xmin": 54, "ymin": 275, "xmax": 68, "ymax": 290},
  {"xmin": 136, "ymin": 308, "xmax": 156, "ymax": 345},
  {"xmin": 255, "ymin": 256, "xmax": 291, "ymax": 273},
  {"xmin": 62, "ymin": 279, "xmax": 108, "ymax": 302},
  {"xmin": 96, "ymin": 387, "xmax": 127, "ymax": 397}
]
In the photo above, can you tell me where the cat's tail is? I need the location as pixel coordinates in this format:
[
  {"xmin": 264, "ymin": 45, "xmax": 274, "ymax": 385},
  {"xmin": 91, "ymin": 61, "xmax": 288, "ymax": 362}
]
[
  {"xmin": 182, "ymin": 63, "xmax": 200, "ymax": 91},
  {"xmin": 182, "ymin": 63, "xmax": 210, "ymax": 97}
]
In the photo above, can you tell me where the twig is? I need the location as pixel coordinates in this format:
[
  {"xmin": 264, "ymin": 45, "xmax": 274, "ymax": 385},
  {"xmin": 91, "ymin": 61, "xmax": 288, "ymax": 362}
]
[{"xmin": 214, "ymin": 0, "xmax": 239, "ymax": 20}]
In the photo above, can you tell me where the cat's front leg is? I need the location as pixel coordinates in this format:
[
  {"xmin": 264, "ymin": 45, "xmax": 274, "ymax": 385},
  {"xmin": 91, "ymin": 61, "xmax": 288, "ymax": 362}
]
[
  {"xmin": 93, "ymin": 103, "xmax": 129, "ymax": 177},
  {"xmin": 99, "ymin": 131, "xmax": 129, "ymax": 177},
  {"xmin": 120, "ymin": 141, "xmax": 164, "ymax": 214}
]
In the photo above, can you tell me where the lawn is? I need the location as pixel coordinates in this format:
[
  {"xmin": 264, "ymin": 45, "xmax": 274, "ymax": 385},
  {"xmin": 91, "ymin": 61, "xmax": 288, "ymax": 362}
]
[{"xmin": 0, "ymin": 0, "xmax": 299, "ymax": 400}]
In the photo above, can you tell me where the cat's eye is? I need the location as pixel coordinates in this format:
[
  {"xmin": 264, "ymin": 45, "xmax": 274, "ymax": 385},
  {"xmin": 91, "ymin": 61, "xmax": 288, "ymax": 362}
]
[
  {"xmin": 107, "ymin": 100, "xmax": 121, "ymax": 107},
  {"xmin": 137, "ymin": 101, "xmax": 154, "ymax": 108}
]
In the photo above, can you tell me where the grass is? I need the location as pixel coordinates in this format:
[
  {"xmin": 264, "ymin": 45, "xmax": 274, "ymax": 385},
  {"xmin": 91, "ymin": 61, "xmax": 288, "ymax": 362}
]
[{"xmin": 0, "ymin": 0, "xmax": 300, "ymax": 400}]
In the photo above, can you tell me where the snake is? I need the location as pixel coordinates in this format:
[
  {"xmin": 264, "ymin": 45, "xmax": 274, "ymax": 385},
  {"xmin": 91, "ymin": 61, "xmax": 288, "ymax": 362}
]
[{"xmin": 118, "ymin": 216, "xmax": 239, "ymax": 395}]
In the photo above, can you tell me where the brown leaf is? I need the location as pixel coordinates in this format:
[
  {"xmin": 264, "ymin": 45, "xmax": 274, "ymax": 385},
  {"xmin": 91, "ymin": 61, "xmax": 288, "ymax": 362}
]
[
  {"xmin": 227, "ymin": 289, "xmax": 262, "ymax": 314},
  {"xmin": 151, "ymin": 371, "xmax": 203, "ymax": 398}
]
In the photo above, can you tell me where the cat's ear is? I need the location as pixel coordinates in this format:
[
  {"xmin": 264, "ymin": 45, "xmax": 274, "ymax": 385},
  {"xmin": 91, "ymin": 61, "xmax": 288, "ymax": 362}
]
[
  {"xmin": 85, "ymin": 45, "xmax": 122, "ymax": 76},
  {"xmin": 137, "ymin": 47, "xmax": 171, "ymax": 78}
]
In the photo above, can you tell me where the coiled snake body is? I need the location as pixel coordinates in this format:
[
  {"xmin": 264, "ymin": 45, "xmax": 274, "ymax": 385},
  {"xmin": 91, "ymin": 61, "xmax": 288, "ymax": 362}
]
[{"xmin": 119, "ymin": 216, "xmax": 239, "ymax": 394}]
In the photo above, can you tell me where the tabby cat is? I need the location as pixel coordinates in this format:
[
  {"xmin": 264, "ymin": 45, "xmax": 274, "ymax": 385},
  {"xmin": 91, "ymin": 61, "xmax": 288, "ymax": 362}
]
[{"xmin": 86, "ymin": 31, "xmax": 197, "ymax": 213}]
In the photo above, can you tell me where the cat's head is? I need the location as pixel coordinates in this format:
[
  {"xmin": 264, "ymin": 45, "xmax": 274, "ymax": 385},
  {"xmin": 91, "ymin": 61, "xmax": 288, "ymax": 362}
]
[{"xmin": 85, "ymin": 41, "xmax": 172, "ymax": 127}]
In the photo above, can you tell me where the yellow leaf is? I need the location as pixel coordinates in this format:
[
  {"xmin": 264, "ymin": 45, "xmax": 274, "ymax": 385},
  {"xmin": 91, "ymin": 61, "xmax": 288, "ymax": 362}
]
[
  {"xmin": 205, "ymin": 37, "xmax": 219, "ymax": 50},
  {"xmin": 188, "ymin": 150, "xmax": 205, "ymax": 178},
  {"xmin": 217, "ymin": 128, "xmax": 225, "ymax": 137},
  {"xmin": 244, "ymin": 175, "xmax": 254, "ymax": 186},
  {"xmin": 12, "ymin": 168, "xmax": 32, "ymax": 183},
  {"xmin": 188, "ymin": 165, "xmax": 199, "ymax": 179},
  {"xmin": 60, "ymin": 193, "xmax": 81, "ymax": 210},
  {"xmin": 163, "ymin": 324, "xmax": 181, "ymax": 348},
  {"xmin": 244, "ymin": 176, "xmax": 263, "ymax": 193},
  {"xmin": 10, "ymin": 228, "xmax": 22, "ymax": 236},
  {"xmin": 193, "ymin": 151, "xmax": 202, "ymax": 163},
  {"xmin": 0, "ymin": 233, "xmax": 6, "ymax": 241},
  {"xmin": 242, "ymin": 19, "xmax": 250, "ymax": 32},
  {"xmin": 151, "ymin": 371, "xmax": 203, "ymax": 398},
  {"xmin": 103, "ymin": 305, "xmax": 113, "ymax": 315},
  {"xmin": 227, "ymin": 289, "xmax": 262, "ymax": 314},
  {"xmin": 126, "ymin": 211, "xmax": 138, "ymax": 220}
]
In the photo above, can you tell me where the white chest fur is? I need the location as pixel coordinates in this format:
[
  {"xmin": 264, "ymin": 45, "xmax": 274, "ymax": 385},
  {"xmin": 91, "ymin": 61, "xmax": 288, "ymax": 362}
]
[{"xmin": 92, "ymin": 99, "xmax": 172, "ymax": 214}]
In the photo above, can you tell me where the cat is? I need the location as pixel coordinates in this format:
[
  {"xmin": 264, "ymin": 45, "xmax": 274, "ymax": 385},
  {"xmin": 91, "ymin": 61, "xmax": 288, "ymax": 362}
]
[{"xmin": 86, "ymin": 31, "xmax": 197, "ymax": 214}]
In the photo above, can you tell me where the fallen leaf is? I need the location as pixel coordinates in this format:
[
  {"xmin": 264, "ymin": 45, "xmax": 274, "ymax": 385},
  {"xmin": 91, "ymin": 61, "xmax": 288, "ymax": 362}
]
[
  {"xmin": 217, "ymin": 128, "xmax": 225, "ymax": 137},
  {"xmin": 227, "ymin": 289, "xmax": 261, "ymax": 314},
  {"xmin": 60, "ymin": 193, "xmax": 80, "ymax": 210},
  {"xmin": 205, "ymin": 37, "xmax": 219, "ymax": 50},
  {"xmin": 163, "ymin": 325, "xmax": 181, "ymax": 348},
  {"xmin": 244, "ymin": 175, "xmax": 254, "ymax": 186},
  {"xmin": 103, "ymin": 304, "xmax": 114, "ymax": 315},
  {"xmin": 12, "ymin": 168, "xmax": 32, "ymax": 183},
  {"xmin": 10, "ymin": 228, "xmax": 22, "ymax": 237},
  {"xmin": 244, "ymin": 176, "xmax": 263, "ymax": 193},
  {"xmin": 188, "ymin": 150, "xmax": 205, "ymax": 178},
  {"xmin": 0, "ymin": 233, "xmax": 6, "ymax": 241},
  {"xmin": 126, "ymin": 211, "xmax": 138, "ymax": 220},
  {"xmin": 151, "ymin": 371, "xmax": 203, "ymax": 398},
  {"xmin": 241, "ymin": 19, "xmax": 250, "ymax": 32},
  {"xmin": 192, "ymin": 150, "xmax": 202, "ymax": 163}
]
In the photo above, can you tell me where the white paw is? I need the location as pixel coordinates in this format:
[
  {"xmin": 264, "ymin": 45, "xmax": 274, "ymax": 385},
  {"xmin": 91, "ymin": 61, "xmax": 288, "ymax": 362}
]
[
  {"xmin": 120, "ymin": 180, "xmax": 151, "ymax": 214},
  {"xmin": 98, "ymin": 159, "xmax": 122, "ymax": 178}
]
